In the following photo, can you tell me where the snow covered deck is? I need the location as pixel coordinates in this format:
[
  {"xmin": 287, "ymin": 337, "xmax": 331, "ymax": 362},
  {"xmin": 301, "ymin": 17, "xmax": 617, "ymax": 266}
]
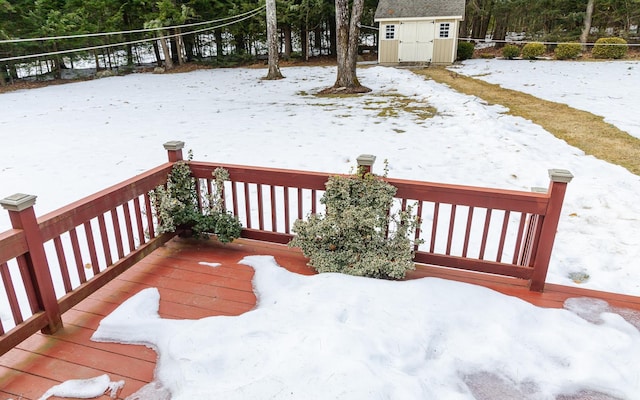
[
  {"xmin": 0, "ymin": 238, "xmax": 313, "ymax": 399},
  {"xmin": 2, "ymin": 237, "xmax": 640, "ymax": 400}
]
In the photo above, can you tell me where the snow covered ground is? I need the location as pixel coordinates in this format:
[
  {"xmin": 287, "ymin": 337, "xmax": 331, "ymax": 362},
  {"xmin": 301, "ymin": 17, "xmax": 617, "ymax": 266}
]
[
  {"xmin": 1, "ymin": 63, "xmax": 639, "ymax": 294},
  {"xmin": 2, "ymin": 61, "xmax": 640, "ymax": 400}
]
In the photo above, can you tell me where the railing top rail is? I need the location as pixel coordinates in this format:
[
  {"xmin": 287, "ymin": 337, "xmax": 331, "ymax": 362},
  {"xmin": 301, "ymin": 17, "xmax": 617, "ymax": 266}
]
[
  {"xmin": 190, "ymin": 161, "xmax": 332, "ymax": 190},
  {"xmin": 190, "ymin": 161, "xmax": 550, "ymax": 214},
  {"xmin": 36, "ymin": 163, "xmax": 174, "ymax": 242},
  {"xmin": 0, "ymin": 229, "xmax": 28, "ymax": 264},
  {"xmin": 387, "ymin": 177, "xmax": 549, "ymax": 214}
]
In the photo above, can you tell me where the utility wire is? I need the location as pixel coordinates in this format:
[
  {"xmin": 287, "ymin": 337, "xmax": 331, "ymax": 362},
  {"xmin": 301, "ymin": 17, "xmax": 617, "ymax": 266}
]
[
  {"xmin": 459, "ymin": 37, "xmax": 640, "ymax": 46},
  {"xmin": 0, "ymin": 4, "xmax": 265, "ymax": 44},
  {"xmin": 0, "ymin": 7, "xmax": 264, "ymax": 63}
]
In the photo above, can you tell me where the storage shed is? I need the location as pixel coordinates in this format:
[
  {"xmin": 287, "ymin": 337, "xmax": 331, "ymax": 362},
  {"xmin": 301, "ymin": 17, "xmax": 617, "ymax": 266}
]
[{"xmin": 374, "ymin": 0, "xmax": 466, "ymax": 65}]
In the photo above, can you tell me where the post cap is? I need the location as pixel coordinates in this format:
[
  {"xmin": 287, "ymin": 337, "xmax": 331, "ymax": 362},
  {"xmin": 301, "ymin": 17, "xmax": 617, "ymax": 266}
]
[
  {"xmin": 548, "ymin": 169, "xmax": 574, "ymax": 183},
  {"xmin": 356, "ymin": 154, "xmax": 376, "ymax": 167},
  {"xmin": 0, "ymin": 193, "xmax": 37, "ymax": 211},
  {"xmin": 163, "ymin": 141, "xmax": 185, "ymax": 151}
]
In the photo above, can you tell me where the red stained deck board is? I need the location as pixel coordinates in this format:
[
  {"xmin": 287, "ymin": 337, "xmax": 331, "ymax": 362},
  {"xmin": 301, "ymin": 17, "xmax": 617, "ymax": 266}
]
[
  {"xmin": 1, "ymin": 364, "xmax": 59, "ymax": 400},
  {"xmin": 91, "ymin": 274, "xmax": 254, "ymax": 315},
  {"xmin": 117, "ymin": 263, "xmax": 255, "ymax": 296},
  {"xmin": 0, "ymin": 348, "xmax": 148, "ymax": 399},
  {"xmin": 19, "ymin": 323, "xmax": 157, "ymax": 364},
  {"xmin": 2, "ymin": 237, "xmax": 640, "ymax": 400}
]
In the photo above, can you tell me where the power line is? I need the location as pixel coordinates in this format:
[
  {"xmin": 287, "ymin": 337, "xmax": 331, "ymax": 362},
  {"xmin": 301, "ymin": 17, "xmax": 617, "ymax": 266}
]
[
  {"xmin": 0, "ymin": 5, "xmax": 265, "ymax": 44},
  {"xmin": 0, "ymin": 7, "xmax": 265, "ymax": 63},
  {"xmin": 459, "ymin": 37, "xmax": 640, "ymax": 46}
]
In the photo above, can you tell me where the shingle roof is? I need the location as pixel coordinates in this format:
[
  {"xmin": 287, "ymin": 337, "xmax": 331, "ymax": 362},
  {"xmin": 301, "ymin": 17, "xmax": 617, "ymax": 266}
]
[{"xmin": 374, "ymin": 0, "xmax": 466, "ymax": 20}]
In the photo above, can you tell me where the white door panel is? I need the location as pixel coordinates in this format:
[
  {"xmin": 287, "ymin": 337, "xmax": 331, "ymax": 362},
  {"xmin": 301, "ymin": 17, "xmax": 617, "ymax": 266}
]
[{"xmin": 398, "ymin": 21, "xmax": 434, "ymax": 62}]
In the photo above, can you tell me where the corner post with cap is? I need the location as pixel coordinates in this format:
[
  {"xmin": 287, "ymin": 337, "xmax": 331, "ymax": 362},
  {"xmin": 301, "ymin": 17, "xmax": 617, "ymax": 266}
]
[
  {"xmin": 0, "ymin": 194, "xmax": 63, "ymax": 334},
  {"xmin": 529, "ymin": 169, "xmax": 574, "ymax": 292},
  {"xmin": 164, "ymin": 140, "xmax": 185, "ymax": 162},
  {"xmin": 357, "ymin": 154, "xmax": 376, "ymax": 177}
]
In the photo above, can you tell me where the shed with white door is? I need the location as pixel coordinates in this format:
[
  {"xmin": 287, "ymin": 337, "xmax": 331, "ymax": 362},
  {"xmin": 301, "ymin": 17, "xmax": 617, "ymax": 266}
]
[{"xmin": 374, "ymin": 0, "xmax": 465, "ymax": 65}]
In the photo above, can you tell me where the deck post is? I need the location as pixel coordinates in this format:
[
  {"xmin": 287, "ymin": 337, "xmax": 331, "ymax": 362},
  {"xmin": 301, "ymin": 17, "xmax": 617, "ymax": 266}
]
[
  {"xmin": 357, "ymin": 154, "xmax": 376, "ymax": 176},
  {"xmin": 164, "ymin": 140, "xmax": 185, "ymax": 162},
  {"xmin": 528, "ymin": 170, "xmax": 574, "ymax": 292},
  {"xmin": 0, "ymin": 194, "xmax": 63, "ymax": 334}
]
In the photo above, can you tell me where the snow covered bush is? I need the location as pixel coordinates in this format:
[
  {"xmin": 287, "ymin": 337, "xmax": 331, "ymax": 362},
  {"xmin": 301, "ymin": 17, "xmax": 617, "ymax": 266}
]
[
  {"xmin": 502, "ymin": 45, "xmax": 521, "ymax": 60},
  {"xmin": 457, "ymin": 42, "xmax": 475, "ymax": 61},
  {"xmin": 554, "ymin": 43, "xmax": 582, "ymax": 60},
  {"xmin": 289, "ymin": 166, "xmax": 421, "ymax": 280},
  {"xmin": 592, "ymin": 37, "xmax": 628, "ymax": 59},
  {"xmin": 152, "ymin": 154, "xmax": 242, "ymax": 242},
  {"xmin": 522, "ymin": 42, "xmax": 546, "ymax": 59}
]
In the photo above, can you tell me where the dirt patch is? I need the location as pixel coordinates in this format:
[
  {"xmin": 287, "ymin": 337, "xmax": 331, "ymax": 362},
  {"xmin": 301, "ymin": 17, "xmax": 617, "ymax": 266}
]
[
  {"xmin": 0, "ymin": 56, "xmax": 341, "ymax": 94},
  {"xmin": 414, "ymin": 67, "xmax": 640, "ymax": 176},
  {"xmin": 0, "ymin": 77, "xmax": 92, "ymax": 93}
]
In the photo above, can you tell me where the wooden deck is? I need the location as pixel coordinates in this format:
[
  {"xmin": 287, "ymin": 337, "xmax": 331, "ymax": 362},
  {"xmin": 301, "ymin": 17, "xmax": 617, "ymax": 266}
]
[{"xmin": 2, "ymin": 237, "xmax": 640, "ymax": 400}]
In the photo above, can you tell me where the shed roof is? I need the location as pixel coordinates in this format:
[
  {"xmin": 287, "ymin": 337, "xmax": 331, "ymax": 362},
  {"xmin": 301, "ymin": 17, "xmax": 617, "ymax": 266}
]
[{"xmin": 374, "ymin": 0, "xmax": 465, "ymax": 20}]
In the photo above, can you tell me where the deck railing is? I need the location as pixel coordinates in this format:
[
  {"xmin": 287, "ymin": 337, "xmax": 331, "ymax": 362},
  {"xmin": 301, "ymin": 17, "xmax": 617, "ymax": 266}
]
[
  {"xmin": 0, "ymin": 157, "xmax": 178, "ymax": 356},
  {"xmin": 0, "ymin": 140, "xmax": 572, "ymax": 356},
  {"xmin": 187, "ymin": 147, "xmax": 572, "ymax": 293}
]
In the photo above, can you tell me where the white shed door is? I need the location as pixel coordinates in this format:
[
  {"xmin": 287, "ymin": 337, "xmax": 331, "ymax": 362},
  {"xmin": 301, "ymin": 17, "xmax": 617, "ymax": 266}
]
[{"xmin": 398, "ymin": 21, "xmax": 435, "ymax": 62}]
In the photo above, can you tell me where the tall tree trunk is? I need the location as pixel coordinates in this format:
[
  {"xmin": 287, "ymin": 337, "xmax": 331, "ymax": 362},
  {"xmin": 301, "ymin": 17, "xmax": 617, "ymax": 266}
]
[
  {"xmin": 0, "ymin": 65, "xmax": 7, "ymax": 86},
  {"xmin": 300, "ymin": 24, "xmax": 308, "ymax": 60},
  {"xmin": 93, "ymin": 50, "xmax": 101, "ymax": 71},
  {"xmin": 493, "ymin": 12, "xmax": 510, "ymax": 48},
  {"xmin": 175, "ymin": 30, "xmax": 185, "ymax": 65},
  {"xmin": 126, "ymin": 43, "xmax": 134, "ymax": 66},
  {"xmin": 170, "ymin": 35, "xmax": 180, "ymax": 64},
  {"xmin": 328, "ymin": 16, "xmax": 337, "ymax": 56},
  {"xmin": 234, "ymin": 34, "xmax": 246, "ymax": 54},
  {"xmin": 325, "ymin": 0, "xmax": 370, "ymax": 93},
  {"xmin": 184, "ymin": 34, "xmax": 195, "ymax": 61},
  {"xmin": 214, "ymin": 29, "xmax": 224, "ymax": 59},
  {"xmin": 152, "ymin": 41, "xmax": 162, "ymax": 66},
  {"xmin": 580, "ymin": 0, "xmax": 595, "ymax": 49},
  {"xmin": 283, "ymin": 24, "xmax": 292, "ymax": 58},
  {"xmin": 265, "ymin": 0, "xmax": 283, "ymax": 80},
  {"xmin": 159, "ymin": 33, "xmax": 174, "ymax": 70},
  {"xmin": 314, "ymin": 26, "xmax": 323, "ymax": 54},
  {"xmin": 52, "ymin": 41, "xmax": 63, "ymax": 79}
]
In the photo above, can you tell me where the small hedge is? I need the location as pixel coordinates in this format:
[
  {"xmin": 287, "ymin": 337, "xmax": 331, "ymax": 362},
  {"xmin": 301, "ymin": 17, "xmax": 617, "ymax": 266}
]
[
  {"xmin": 289, "ymin": 168, "xmax": 421, "ymax": 280},
  {"xmin": 592, "ymin": 37, "xmax": 628, "ymax": 59},
  {"xmin": 554, "ymin": 43, "xmax": 582, "ymax": 60},
  {"xmin": 502, "ymin": 44, "xmax": 521, "ymax": 59},
  {"xmin": 522, "ymin": 42, "xmax": 546, "ymax": 59},
  {"xmin": 457, "ymin": 42, "xmax": 475, "ymax": 61}
]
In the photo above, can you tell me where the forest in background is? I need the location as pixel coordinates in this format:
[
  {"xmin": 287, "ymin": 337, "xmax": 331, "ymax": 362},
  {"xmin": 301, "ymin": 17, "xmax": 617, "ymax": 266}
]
[{"xmin": 1, "ymin": 0, "xmax": 639, "ymax": 82}]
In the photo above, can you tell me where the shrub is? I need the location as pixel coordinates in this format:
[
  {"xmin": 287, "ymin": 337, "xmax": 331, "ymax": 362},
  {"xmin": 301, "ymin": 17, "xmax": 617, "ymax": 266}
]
[
  {"xmin": 592, "ymin": 37, "xmax": 628, "ymax": 59},
  {"xmin": 457, "ymin": 41, "xmax": 475, "ymax": 61},
  {"xmin": 152, "ymin": 153, "xmax": 242, "ymax": 242},
  {"xmin": 522, "ymin": 42, "xmax": 546, "ymax": 59},
  {"xmin": 289, "ymin": 166, "xmax": 422, "ymax": 280},
  {"xmin": 554, "ymin": 43, "xmax": 582, "ymax": 60},
  {"xmin": 502, "ymin": 44, "xmax": 520, "ymax": 60}
]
